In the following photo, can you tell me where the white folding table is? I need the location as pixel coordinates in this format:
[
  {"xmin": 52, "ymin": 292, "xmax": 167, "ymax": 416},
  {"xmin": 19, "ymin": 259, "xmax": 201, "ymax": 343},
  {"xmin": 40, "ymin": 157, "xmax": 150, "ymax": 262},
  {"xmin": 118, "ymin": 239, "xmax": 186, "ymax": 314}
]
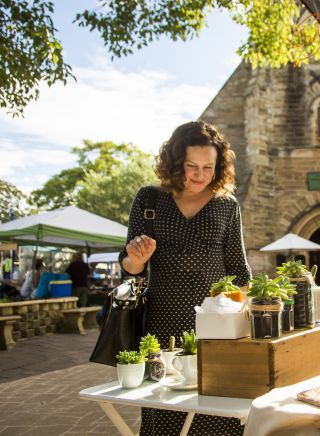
[{"xmin": 79, "ymin": 380, "xmax": 252, "ymax": 436}]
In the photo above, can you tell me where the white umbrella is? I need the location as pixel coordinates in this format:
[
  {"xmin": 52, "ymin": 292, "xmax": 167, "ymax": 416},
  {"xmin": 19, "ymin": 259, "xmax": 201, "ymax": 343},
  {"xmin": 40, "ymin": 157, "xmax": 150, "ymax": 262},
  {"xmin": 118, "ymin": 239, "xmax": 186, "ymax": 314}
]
[{"xmin": 260, "ymin": 233, "xmax": 320, "ymax": 260}]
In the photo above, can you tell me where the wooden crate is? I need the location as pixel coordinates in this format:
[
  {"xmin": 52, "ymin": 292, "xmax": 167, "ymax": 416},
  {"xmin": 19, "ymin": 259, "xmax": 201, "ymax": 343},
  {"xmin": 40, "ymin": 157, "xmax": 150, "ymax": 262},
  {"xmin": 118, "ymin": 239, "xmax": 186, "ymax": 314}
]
[{"xmin": 198, "ymin": 327, "xmax": 320, "ymax": 399}]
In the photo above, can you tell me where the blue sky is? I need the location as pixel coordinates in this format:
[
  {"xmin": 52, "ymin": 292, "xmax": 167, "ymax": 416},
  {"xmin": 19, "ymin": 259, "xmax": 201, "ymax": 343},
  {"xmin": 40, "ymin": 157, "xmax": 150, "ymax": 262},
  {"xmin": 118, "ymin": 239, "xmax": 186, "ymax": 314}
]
[{"xmin": 0, "ymin": 1, "xmax": 248, "ymax": 194}]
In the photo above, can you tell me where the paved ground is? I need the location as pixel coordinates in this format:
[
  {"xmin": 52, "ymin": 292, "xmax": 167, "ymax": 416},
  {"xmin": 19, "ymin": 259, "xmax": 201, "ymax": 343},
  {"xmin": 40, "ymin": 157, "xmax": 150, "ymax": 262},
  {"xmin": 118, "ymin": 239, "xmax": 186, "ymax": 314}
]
[{"xmin": 0, "ymin": 330, "xmax": 141, "ymax": 435}]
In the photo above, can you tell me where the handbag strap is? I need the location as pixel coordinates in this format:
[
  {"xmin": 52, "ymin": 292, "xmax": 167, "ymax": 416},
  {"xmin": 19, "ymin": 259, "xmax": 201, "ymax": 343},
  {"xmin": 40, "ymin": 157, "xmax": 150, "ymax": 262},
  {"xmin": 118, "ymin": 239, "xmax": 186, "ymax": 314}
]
[{"xmin": 143, "ymin": 185, "xmax": 159, "ymax": 238}]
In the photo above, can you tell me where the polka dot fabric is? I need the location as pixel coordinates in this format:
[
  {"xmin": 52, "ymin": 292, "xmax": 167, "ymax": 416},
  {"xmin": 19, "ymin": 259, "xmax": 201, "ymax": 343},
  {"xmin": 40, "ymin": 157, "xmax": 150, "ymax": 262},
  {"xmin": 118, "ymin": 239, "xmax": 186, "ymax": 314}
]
[{"xmin": 119, "ymin": 186, "xmax": 252, "ymax": 436}]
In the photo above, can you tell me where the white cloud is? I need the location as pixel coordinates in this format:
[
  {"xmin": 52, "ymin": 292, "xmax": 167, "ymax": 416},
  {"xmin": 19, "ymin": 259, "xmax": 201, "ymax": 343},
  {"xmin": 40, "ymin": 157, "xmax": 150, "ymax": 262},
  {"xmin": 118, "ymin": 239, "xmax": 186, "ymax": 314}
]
[
  {"xmin": 0, "ymin": 57, "xmax": 215, "ymax": 192},
  {"xmin": 0, "ymin": 139, "xmax": 76, "ymax": 193}
]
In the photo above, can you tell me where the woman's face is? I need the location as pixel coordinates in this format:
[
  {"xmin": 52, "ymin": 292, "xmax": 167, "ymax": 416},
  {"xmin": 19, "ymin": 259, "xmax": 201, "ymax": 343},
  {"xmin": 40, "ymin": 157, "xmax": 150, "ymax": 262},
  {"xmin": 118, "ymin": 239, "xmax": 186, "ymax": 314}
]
[{"xmin": 183, "ymin": 145, "xmax": 217, "ymax": 193}]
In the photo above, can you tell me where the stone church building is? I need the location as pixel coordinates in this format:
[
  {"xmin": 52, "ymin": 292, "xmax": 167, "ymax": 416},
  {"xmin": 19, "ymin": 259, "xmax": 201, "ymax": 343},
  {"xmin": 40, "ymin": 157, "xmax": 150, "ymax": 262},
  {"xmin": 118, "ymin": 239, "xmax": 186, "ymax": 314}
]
[{"xmin": 200, "ymin": 60, "xmax": 320, "ymax": 281}]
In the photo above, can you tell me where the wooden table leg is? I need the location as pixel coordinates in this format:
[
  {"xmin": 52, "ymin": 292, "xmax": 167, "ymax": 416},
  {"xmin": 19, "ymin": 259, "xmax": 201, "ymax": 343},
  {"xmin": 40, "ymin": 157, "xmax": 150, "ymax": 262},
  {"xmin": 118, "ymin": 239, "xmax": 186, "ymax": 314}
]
[
  {"xmin": 99, "ymin": 402, "xmax": 137, "ymax": 436},
  {"xmin": 180, "ymin": 411, "xmax": 195, "ymax": 436}
]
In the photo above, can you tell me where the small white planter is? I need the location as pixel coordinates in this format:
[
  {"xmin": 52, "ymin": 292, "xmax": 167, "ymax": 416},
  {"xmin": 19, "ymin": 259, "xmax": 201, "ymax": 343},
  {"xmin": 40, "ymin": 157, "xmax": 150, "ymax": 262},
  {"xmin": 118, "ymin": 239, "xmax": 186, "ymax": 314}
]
[
  {"xmin": 162, "ymin": 349, "xmax": 183, "ymax": 375},
  {"xmin": 117, "ymin": 362, "xmax": 145, "ymax": 389},
  {"xmin": 172, "ymin": 354, "xmax": 197, "ymax": 385}
]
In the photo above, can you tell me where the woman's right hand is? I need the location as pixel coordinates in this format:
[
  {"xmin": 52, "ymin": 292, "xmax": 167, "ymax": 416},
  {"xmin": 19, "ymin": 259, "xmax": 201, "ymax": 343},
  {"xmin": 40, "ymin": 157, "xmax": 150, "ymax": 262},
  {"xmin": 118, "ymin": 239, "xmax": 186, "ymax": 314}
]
[{"xmin": 126, "ymin": 234, "xmax": 156, "ymax": 266}]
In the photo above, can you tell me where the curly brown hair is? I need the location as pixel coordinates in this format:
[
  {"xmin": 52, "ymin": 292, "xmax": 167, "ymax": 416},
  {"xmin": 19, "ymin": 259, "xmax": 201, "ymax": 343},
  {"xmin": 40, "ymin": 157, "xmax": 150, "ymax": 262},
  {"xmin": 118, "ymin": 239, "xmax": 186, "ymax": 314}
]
[{"xmin": 155, "ymin": 121, "xmax": 235, "ymax": 195}]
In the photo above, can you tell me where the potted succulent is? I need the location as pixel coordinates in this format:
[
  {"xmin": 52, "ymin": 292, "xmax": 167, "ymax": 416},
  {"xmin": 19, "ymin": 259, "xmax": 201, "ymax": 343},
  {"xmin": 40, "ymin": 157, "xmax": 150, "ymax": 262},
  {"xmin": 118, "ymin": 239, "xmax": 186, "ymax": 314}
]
[
  {"xmin": 276, "ymin": 276, "xmax": 297, "ymax": 332},
  {"xmin": 116, "ymin": 350, "xmax": 147, "ymax": 388},
  {"xmin": 172, "ymin": 329, "xmax": 198, "ymax": 386},
  {"xmin": 276, "ymin": 260, "xmax": 315, "ymax": 328},
  {"xmin": 162, "ymin": 336, "xmax": 182, "ymax": 375},
  {"xmin": 247, "ymin": 273, "xmax": 291, "ymax": 339},
  {"xmin": 139, "ymin": 333, "xmax": 165, "ymax": 381},
  {"xmin": 210, "ymin": 275, "xmax": 243, "ymax": 302}
]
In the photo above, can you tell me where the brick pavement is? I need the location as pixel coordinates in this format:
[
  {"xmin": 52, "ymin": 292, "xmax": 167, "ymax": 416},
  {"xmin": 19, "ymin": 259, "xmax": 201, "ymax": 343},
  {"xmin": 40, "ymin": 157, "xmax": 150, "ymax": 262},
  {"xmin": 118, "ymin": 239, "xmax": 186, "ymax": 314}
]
[{"xmin": 0, "ymin": 331, "xmax": 141, "ymax": 435}]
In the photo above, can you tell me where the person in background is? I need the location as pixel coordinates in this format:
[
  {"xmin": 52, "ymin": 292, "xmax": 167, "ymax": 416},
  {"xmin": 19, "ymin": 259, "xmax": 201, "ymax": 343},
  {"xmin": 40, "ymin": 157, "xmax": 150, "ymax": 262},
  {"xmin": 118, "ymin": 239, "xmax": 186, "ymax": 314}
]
[
  {"xmin": 20, "ymin": 258, "xmax": 44, "ymax": 299},
  {"xmin": 2, "ymin": 255, "xmax": 12, "ymax": 280},
  {"xmin": 66, "ymin": 252, "xmax": 90, "ymax": 307}
]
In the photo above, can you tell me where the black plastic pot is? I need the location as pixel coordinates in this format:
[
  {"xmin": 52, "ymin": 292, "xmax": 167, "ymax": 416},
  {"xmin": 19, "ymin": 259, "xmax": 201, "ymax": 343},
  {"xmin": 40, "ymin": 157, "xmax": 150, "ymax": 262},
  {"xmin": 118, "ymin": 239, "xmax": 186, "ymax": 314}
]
[
  {"xmin": 282, "ymin": 298, "xmax": 294, "ymax": 332},
  {"xmin": 290, "ymin": 277, "xmax": 315, "ymax": 328},
  {"xmin": 250, "ymin": 298, "xmax": 283, "ymax": 339}
]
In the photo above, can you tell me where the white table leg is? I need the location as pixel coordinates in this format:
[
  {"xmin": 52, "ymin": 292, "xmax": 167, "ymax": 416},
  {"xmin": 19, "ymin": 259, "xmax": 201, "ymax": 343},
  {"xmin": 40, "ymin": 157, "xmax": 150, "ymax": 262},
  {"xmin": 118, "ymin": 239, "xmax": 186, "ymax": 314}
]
[
  {"xmin": 99, "ymin": 402, "xmax": 136, "ymax": 436},
  {"xmin": 180, "ymin": 411, "xmax": 195, "ymax": 436}
]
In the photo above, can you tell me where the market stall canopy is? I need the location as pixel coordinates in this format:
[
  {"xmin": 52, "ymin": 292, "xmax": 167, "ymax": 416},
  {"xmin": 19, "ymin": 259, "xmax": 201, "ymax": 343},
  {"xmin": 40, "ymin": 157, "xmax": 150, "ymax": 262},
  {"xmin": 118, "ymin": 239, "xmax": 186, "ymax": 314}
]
[
  {"xmin": 260, "ymin": 233, "xmax": 320, "ymax": 252},
  {"xmin": 0, "ymin": 206, "xmax": 127, "ymax": 252}
]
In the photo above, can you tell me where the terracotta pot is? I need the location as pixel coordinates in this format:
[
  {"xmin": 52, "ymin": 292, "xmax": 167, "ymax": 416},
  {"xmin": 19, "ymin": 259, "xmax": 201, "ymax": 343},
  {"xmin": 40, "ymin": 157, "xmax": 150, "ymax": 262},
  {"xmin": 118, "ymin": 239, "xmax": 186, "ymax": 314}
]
[{"xmin": 209, "ymin": 290, "xmax": 243, "ymax": 302}]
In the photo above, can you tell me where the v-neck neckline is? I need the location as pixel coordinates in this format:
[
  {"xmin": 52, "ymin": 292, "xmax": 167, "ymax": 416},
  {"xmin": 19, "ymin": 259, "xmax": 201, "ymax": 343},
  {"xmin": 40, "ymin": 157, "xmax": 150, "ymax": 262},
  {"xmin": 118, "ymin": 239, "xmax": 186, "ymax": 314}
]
[{"xmin": 170, "ymin": 193, "xmax": 216, "ymax": 221}]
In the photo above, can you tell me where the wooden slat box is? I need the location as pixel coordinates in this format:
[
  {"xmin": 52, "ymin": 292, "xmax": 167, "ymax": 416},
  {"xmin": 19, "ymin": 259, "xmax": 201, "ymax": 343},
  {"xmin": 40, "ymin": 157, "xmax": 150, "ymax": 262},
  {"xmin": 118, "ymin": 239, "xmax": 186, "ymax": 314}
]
[{"xmin": 198, "ymin": 327, "xmax": 320, "ymax": 399}]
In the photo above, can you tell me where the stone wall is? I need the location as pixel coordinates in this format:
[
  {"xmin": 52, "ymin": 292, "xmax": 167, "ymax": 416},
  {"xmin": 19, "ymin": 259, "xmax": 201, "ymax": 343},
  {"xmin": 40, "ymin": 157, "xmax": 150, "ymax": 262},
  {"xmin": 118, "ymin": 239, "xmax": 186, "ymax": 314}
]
[
  {"xmin": 200, "ymin": 62, "xmax": 252, "ymax": 203},
  {"xmin": 0, "ymin": 297, "xmax": 78, "ymax": 342}
]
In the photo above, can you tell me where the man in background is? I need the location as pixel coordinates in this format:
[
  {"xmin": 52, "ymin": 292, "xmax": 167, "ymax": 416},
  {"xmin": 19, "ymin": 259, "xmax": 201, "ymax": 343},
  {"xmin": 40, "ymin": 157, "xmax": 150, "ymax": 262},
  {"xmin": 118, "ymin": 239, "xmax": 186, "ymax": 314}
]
[{"xmin": 66, "ymin": 252, "xmax": 90, "ymax": 307}]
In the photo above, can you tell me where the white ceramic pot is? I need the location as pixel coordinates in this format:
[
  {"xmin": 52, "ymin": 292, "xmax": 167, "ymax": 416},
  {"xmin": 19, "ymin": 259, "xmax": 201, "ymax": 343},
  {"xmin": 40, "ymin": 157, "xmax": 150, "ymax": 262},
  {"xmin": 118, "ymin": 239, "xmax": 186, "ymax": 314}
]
[
  {"xmin": 117, "ymin": 362, "xmax": 145, "ymax": 389},
  {"xmin": 162, "ymin": 349, "xmax": 183, "ymax": 375},
  {"xmin": 172, "ymin": 354, "xmax": 197, "ymax": 384}
]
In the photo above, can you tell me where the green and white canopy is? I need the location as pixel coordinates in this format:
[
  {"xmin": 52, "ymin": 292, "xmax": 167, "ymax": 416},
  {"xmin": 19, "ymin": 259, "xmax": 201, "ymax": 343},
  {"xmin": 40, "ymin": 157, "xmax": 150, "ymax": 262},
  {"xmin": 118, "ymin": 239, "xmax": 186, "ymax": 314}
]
[{"xmin": 0, "ymin": 206, "xmax": 127, "ymax": 252}]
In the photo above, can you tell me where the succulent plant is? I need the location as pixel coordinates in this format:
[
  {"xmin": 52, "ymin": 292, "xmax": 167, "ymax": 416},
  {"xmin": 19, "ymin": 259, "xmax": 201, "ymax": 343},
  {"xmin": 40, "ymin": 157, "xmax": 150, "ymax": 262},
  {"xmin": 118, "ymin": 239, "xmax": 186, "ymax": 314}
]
[
  {"xmin": 247, "ymin": 273, "xmax": 296, "ymax": 301},
  {"xmin": 169, "ymin": 336, "xmax": 175, "ymax": 352},
  {"xmin": 210, "ymin": 275, "xmax": 240, "ymax": 295},
  {"xmin": 116, "ymin": 350, "xmax": 147, "ymax": 365},
  {"xmin": 139, "ymin": 333, "xmax": 160, "ymax": 354},
  {"xmin": 276, "ymin": 276, "xmax": 297, "ymax": 298},
  {"xmin": 180, "ymin": 329, "xmax": 197, "ymax": 355},
  {"xmin": 276, "ymin": 260, "xmax": 308, "ymax": 278},
  {"xmin": 311, "ymin": 264, "xmax": 318, "ymax": 278}
]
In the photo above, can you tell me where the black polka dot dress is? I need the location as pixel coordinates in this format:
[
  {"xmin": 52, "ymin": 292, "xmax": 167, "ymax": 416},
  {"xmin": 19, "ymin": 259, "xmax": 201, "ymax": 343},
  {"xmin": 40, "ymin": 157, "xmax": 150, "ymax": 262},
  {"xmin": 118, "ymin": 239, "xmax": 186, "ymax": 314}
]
[{"xmin": 119, "ymin": 186, "xmax": 252, "ymax": 436}]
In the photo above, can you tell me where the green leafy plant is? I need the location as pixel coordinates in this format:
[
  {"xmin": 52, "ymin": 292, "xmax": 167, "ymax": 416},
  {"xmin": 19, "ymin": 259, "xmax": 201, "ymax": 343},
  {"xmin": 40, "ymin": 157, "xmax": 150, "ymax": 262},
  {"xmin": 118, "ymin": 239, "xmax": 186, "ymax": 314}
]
[
  {"xmin": 210, "ymin": 275, "xmax": 240, "ymax": 295},
  {"xmin": 139, "ymin": 333, "xmax": 160, "ymax": 354},
  {"xmin": 247, "ymin": 273, "xmax": 296, "ymax": 301},
  {"xmin": 116, "ymin": 350, "xmax": 147, "ymax": 365},
  {"xmin": 276, "ymin": 260, "xmax": 308, "ymax": 278},
  {"xmin": 276, "ymin": 276, "xmax": 297, "ymax": 299},
  {"xmin": 180, "ymin": 329, "xmax": 197, "ymax": 355}
]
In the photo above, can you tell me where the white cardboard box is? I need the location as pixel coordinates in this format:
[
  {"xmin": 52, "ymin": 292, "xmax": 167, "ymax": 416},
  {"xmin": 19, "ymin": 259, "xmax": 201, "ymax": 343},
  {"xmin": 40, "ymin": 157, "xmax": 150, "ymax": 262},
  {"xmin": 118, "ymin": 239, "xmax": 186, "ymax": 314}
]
[{"xmin": 195, "ymin": 312, "xmax": 250, "ymax": 339}]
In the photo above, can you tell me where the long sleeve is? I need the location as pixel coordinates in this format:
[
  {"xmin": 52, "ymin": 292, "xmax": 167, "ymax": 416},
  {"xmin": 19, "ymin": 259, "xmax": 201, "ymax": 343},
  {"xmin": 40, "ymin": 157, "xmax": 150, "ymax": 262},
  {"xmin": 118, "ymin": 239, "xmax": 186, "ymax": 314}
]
[
  {"xmin": 224, "ymin": 199, "xmax": 251, "ymax": 287},
  {"xmin": 118, "ymin": 187, "xmax": 149, "ymax": 277}
]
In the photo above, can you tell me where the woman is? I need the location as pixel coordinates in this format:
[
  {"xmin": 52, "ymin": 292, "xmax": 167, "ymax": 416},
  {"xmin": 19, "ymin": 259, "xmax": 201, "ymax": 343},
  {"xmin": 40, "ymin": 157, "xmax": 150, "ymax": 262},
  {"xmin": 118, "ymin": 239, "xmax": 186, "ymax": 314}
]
[{"xmin": 119, "ymin": 120, "xmax": 251, "ymax": 435}]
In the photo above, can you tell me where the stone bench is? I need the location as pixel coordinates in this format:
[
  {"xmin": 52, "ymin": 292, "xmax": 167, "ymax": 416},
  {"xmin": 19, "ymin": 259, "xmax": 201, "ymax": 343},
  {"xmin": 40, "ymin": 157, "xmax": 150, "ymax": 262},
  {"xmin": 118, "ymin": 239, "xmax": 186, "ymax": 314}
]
[
  {"xmin": 0, "ymin": 297, "xmax": 79, "ymax": 343},
  {"xmin": 0, "ymin": 315, "xmax": 21, "ymax": 350},
  {"xmin": 61, "ymin": 306, "xmax": 102, "ymax": 335}
]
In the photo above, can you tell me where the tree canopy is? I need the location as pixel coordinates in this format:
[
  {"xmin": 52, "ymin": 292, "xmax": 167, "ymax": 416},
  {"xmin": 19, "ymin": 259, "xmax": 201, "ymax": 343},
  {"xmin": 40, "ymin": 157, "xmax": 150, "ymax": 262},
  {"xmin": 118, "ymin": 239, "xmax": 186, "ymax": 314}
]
[
  {"xmin": 1, "ymin": 1, "xmax": 319, "ymax": 115},
  {"xmin": 0, "ymin": 0, "xmax": 74, "ymax": 117},
  {"xmin": 76, "ymin": 158, "xmax": 157, "ymax": 225},
  {"xmin": 0, "ymin": 0, "xmax": 320, "ymax": 115},
  {"xmin": 28, "ymin": 140, "xmax": 156, "ymax": 224},
  {"xmin": 0, "ymin": 179, "xmax": 25, "ymax": 223},
  {"xmin": 76, "ymin": 0, "xmax": 320, "ymax": 68}
]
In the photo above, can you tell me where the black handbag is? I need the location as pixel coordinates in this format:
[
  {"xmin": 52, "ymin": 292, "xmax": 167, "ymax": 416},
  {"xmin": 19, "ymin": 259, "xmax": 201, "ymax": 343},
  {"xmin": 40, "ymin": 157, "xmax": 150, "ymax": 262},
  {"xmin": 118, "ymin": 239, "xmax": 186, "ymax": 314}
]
[
  {"xmin": 89, "ymin": 186, "xmax": 159, "ymax": 367},
  {"xmin": 89, "ymin": 279, "xmax": 148, "ymax": 366}
]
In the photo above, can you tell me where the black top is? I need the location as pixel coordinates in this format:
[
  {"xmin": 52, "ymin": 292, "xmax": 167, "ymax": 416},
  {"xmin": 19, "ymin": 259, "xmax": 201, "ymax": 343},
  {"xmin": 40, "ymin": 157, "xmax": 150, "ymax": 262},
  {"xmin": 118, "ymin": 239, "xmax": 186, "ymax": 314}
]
[
  {"xmin": 119, "ymin": 185, "xmax": 252, "ymax": 345},
  {"xmin": 66, "ymin": 261, "xmax": 89, "ymax": 288}
]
